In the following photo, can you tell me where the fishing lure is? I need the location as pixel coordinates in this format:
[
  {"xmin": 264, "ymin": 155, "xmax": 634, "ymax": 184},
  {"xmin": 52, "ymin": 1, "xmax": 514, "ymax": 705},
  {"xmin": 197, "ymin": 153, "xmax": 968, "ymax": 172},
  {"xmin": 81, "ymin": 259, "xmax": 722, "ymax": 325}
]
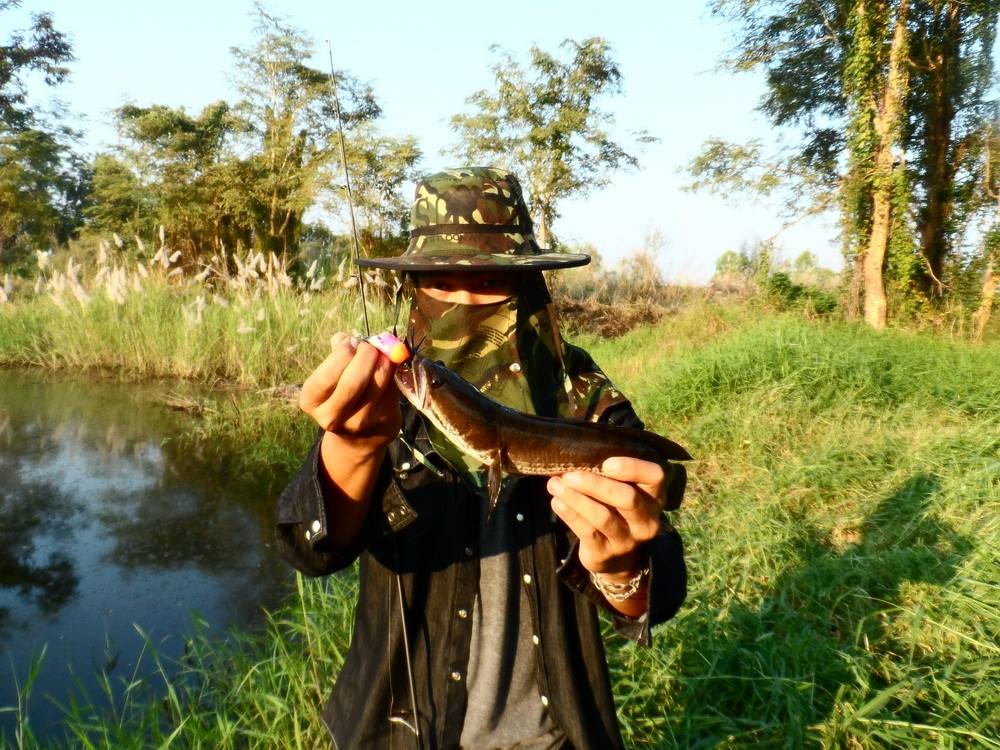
[{"xmin": 366, "ymin": 331, "xmax": 411, "ymax": 364}]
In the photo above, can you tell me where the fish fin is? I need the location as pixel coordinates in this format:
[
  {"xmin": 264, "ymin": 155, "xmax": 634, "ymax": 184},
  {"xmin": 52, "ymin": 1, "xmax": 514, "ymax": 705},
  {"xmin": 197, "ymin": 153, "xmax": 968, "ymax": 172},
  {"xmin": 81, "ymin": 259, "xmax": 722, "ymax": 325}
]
[{"xmin": 487, "ymin": 450, "xmax": 505, "ymax": 520}]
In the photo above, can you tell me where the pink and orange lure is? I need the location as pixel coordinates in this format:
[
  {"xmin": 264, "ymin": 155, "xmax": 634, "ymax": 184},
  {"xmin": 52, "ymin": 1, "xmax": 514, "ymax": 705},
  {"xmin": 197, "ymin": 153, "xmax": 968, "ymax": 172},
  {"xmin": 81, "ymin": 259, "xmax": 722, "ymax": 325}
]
[{"xmin": 366, "ymin": 331, "xmax": 411, "ymax": 364}]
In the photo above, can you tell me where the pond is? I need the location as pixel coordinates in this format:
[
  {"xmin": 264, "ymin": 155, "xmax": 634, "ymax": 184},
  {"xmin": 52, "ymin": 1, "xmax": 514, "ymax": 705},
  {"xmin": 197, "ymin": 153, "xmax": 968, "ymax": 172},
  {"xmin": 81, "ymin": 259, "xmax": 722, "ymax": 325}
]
[{"xmin": 0, "ymin": 368, "xmax": 298, "ymax": 741}]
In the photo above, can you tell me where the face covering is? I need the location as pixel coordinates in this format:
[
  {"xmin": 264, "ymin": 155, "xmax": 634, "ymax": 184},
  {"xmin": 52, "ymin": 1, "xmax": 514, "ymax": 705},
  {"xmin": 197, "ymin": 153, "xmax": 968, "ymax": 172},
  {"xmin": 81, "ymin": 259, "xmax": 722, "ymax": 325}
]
[{"xmin": 405, "ymin": 273, "xmax": 628, "ymax": 492}]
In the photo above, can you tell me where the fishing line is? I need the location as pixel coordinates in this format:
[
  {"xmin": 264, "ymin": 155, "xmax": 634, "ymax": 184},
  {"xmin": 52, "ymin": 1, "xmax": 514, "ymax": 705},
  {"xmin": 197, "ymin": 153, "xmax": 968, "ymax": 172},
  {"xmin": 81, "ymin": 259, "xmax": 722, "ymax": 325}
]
[{"xmin": 327, "ymin": 39, "xmax": 422, "ymax": 749}]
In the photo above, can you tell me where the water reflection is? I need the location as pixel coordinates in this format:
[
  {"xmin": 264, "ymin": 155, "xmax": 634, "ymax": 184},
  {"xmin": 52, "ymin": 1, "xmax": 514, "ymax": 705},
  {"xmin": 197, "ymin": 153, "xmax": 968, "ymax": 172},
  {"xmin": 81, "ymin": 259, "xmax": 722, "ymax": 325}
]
[{"xmin": 0, "ymin": 369, "xmax": 295, "ymax": 739}]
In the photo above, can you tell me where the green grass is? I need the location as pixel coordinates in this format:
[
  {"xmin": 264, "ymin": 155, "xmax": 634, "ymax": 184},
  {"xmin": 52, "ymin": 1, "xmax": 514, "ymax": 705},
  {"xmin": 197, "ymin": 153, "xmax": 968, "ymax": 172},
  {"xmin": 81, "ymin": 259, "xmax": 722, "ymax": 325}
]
[
  {"xmin": 600, "ymin": 315, "xmax": 1000, "ymax": 748},
  {"xmin": 2, "ymin": 303, "xmax": 999, "ymax": 748},
  {"xmin": 0, "ymin": 279, "xmax": 397, "ymax": 387}
]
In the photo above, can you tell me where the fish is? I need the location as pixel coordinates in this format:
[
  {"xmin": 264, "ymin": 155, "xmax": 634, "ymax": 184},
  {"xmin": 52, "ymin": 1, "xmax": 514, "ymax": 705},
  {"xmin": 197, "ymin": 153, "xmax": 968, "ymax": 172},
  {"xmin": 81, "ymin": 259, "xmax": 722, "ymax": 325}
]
[{"xmin": 394, "ymin": 353, "xmax": 691, "ymax": 515}]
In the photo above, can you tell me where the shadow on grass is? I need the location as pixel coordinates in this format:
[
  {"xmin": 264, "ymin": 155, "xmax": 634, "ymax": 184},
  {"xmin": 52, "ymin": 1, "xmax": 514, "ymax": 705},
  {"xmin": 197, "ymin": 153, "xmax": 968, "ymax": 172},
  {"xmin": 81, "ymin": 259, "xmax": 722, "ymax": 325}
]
[{"xmin": 668, "ymin": 473, "xmax": 973, "ymax": 747}]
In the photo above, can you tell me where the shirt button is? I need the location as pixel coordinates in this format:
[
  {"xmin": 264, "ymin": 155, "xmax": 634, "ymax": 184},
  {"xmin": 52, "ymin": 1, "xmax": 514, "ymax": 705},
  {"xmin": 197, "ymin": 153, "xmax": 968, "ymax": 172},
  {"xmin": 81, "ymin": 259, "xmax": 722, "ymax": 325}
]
[
  {"xmin": 457, "ymin": 609, "xmax": 468, "ymax": 619},
  {"xmin": 523, "ymin": 574, "xmax": 532, "ymax": 585},
  {"xmin": 540, "ymin": 695, "xmax": 549, "ymax": 707},
  {"xmin": 515, "ymin": 512, "xmax": 524, "ymax": 522},
  {"xmin": 464, "ymin": 546, "xmax": 473, "ymax": 557},
  {"xmin": 509, "ymin": 362, "xmax": 521, "ymax": 373},
  {"xmin": 450, "ymin": 671, "xmax": 462, "ymax": 682},
  {"xmin": 532, "ymin": 634, "xmax": 540, "ymax": 646},
  {"xmin": 310, "ymin": 520, "xmax": 321, "ymax": 533}
]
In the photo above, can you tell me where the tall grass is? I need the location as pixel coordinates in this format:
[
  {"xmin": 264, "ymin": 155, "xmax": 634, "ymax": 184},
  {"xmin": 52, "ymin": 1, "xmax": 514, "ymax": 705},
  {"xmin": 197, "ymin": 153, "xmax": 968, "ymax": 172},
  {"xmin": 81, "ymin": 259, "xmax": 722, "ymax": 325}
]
[
  {"xmin": 5, "ymin": 573, "xmax": 359, "ymax": 750},
  {"xmin": 601, "ymin": 316, "xmax": 1000, "ymax": 747},
  {"xmin": 2, "ymin": 266, "xmax": 998, "ymax": 747},
  {"xmin": 0, "ymin": 244, "xmax": 397, "ymax": 387}
]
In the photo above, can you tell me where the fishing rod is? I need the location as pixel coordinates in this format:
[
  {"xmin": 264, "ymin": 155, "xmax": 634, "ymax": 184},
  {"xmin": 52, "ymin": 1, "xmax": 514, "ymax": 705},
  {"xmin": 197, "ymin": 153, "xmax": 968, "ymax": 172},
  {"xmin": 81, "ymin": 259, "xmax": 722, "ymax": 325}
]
[
  {"xmin": 326, "ymin": 41, "xmax": 423, "ymax": 748},
  {"xmin": 327, "ymin": 41, "xmax": 370, "ymax": 337}
]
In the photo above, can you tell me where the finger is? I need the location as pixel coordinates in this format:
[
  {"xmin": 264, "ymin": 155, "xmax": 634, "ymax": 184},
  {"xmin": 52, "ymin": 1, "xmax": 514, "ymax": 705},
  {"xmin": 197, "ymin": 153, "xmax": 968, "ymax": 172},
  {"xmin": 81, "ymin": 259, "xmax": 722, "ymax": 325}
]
[
  {"xmin": 601, "ymin": 456, "xmax": 667, "ymax": 511},
  {"xmin": 560, "ymin": 471, "xmax": 662, "ymax": 545},
  {"xmin": 549, "ymin": 476, "xmax": 631, "ymax": 548},
  {"xmin": 600, "ymin": 457, "xmax": 664, "ymax": 489},
  {"xmin": 299, "ymin": 338, "xmax": 358, "ymax": 411},
  {"xmin": 562, "ymin": 470, "xmax": 660, "ymax": 520},
  {"xmin": 320, "ymin": 341, "xmax": 382, "ymax": 430},
  {"xmin": 550, "ymin": 495, "xmax": 608, "ymax": 554},
  {"xmin": 354, "ymin": 355, "xmax": 400, "ymax": 422},
  {"xmin": 329, "ymin": 331, "xmax": 350, "ymax": 351},
  {"xmin": 369, "ymin": 347, "xmax": 399, "ymax": 394}
]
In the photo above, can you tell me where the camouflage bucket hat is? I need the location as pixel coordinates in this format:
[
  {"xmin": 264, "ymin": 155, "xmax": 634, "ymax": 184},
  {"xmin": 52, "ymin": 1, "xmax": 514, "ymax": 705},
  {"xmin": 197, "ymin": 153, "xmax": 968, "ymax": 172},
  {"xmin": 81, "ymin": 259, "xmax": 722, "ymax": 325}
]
[{"xmin": 355, "ymin": 166, "xmax": 590, "ymax": 272}]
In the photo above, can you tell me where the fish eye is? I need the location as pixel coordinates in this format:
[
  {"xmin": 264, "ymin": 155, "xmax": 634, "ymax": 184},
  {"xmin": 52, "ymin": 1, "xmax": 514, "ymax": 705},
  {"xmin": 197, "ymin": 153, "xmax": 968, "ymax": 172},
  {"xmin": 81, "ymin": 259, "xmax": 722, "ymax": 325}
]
[{"xmin": 430, "ymin": 362, "xmax": 445, "ymax": 388}]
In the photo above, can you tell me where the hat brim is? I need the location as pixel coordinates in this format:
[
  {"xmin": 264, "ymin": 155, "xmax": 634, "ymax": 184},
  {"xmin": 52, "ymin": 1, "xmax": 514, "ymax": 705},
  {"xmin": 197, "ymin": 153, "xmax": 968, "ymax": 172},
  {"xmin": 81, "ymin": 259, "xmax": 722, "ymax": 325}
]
[{"xmin": 356, "ymin": 253, "xmax": 591, "ymax": 272}]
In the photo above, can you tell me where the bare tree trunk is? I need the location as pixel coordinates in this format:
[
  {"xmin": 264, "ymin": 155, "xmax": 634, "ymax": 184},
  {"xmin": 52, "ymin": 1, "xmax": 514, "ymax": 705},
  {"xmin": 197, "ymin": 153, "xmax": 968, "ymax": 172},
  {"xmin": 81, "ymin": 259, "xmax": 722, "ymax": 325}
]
[
  {"xmin": 864, "ymin": 0, "xmax": 910, "ymax": 330},
  {"xmin": 535, "ymin": 201, "xmax": 550, "ymax": 248},
  {"xmin": 971, "ymin": 259, "xmax": 997, "ymax": 340}
]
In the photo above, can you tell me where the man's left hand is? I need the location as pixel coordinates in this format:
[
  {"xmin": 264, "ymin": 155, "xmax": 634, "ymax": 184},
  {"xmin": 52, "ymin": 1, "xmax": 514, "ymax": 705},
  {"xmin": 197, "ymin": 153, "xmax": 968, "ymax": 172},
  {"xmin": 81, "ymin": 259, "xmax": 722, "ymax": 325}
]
[{"xmin": 546, "ymin": 456, "xmax": 665, "ymax": 578}]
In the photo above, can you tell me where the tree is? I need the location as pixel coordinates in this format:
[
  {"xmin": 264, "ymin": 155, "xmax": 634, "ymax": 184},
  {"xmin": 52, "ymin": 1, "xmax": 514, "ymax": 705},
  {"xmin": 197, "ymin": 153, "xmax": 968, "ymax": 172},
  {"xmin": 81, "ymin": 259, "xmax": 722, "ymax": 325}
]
[
  {"xmin": 84, "ymin": 153, "xmax": 156, "ymax": 241},
  {"xmin": 88, "ymin": 5, "xmax": 410, "ymax": 265},
  {"xmin": 333, "ymin": 128, "xmax": 421, "ymax": 257},
  {"xmin": 230, "ymin": 3, "xmax": 380, "ymax": 258},
  {"xmin": 110, "ymin": 100, "xmax": 246, "ymax": 256},
  {"xmin": 695, "ymin": 0, "xmax": 999, "ymax": 329},
  {"xmin": 449, "ymin": 38, "xmax": 654, "ymax": 247},
  {"xmin": 0, "ymin": 1, "xmax": 81, "ymax": 264},
  {"xmin": 0, "ymin": 0, "xmax": 71, "ymax": 131},
  {"xmin": 908, "ymin": 1, "xmax": 999, "ymax": 298},
  {"xmin": 970, "ymin": 122, "xmax": 1000, "ymax": 339}
]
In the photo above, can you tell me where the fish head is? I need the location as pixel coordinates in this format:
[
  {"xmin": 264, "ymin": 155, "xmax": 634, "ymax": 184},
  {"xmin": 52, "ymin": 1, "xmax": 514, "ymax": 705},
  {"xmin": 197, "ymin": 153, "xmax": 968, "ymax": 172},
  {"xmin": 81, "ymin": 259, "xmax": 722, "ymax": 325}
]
[{"xmin": 394, "ymin": 353, "xmax": 447, "ymax": 412}]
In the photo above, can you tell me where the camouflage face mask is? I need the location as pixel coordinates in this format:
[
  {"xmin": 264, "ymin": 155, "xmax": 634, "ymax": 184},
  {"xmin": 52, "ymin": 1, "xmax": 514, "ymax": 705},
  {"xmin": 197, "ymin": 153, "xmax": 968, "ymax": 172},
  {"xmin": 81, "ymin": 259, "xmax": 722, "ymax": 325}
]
[{"xmin": 406, "ymin": 273, "xmax": 629, "ymax": 493}]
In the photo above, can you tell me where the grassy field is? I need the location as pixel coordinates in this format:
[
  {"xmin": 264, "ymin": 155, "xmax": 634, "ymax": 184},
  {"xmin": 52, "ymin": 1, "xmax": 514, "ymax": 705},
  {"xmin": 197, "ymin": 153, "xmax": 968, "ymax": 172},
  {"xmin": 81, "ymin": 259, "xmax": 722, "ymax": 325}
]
[{"xmin": 2, "ymin": 274, "xmax": 998, "ymax": 748}]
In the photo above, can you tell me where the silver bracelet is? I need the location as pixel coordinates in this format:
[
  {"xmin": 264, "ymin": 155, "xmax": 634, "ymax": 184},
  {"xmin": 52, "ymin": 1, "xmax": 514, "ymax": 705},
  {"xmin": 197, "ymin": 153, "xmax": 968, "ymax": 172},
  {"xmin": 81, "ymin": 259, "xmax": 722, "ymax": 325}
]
[{"xmin": 589, "ymin": 567, "xmax": 650, "ymax": 602}]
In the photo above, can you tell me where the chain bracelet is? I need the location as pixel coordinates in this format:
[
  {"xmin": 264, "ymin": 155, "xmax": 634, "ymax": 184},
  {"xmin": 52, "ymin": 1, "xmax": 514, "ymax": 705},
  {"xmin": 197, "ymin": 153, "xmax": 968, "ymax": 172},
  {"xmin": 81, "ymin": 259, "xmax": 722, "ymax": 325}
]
[{"xmin": 589, "ymin": 567, "xmax": 650, "ymax": 602}]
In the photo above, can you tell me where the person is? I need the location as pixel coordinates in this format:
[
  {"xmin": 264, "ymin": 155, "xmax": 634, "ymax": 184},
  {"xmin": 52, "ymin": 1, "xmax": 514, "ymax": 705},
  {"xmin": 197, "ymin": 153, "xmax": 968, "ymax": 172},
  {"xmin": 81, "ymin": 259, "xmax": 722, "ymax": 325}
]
[{"xmin": 275, "ymin": 167, "xmax": 687, "ymax": 750}]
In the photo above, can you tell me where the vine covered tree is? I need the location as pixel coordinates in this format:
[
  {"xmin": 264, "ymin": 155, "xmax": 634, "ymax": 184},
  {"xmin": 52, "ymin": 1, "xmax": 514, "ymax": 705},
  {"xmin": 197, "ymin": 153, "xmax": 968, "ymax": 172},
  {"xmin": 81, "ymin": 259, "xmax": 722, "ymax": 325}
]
[
  {"xmin": 690, "ymin": 0, "xmax": 999, "ymax": 329},
  {"xmin": 449, "ymin": 38, "xmax": 654, "ymax": 247}
]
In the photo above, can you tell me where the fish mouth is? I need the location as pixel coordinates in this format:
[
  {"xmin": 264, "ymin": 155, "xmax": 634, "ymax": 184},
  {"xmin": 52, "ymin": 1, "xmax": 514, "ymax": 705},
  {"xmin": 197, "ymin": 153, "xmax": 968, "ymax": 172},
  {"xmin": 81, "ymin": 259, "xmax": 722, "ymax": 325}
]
[{"xmin": 394, "ymin": 356, "xmax": 428, "ymax": 410}]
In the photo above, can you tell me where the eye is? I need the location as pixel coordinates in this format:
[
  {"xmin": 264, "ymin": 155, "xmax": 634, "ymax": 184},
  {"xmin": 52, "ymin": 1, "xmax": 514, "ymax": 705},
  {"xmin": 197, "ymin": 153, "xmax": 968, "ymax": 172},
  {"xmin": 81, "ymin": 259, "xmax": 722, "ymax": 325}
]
[
  {"xmin": 426, "ymin": 277, "xmax": 453, "ymax": 291},
  {"xmin": 476, "ymin": 276, "xmax": 511, "ymax": 291},
  {"xmin": 430, "ymin": 362, "xmax": 445, "ymax": 388}
]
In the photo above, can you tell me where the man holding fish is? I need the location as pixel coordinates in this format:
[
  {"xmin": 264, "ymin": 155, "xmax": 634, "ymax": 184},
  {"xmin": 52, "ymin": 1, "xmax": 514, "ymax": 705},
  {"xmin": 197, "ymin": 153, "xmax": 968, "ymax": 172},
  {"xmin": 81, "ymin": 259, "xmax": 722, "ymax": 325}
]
[{"xmin": 276, "ymin": 168, "xmax": 688, "ymax": 749}]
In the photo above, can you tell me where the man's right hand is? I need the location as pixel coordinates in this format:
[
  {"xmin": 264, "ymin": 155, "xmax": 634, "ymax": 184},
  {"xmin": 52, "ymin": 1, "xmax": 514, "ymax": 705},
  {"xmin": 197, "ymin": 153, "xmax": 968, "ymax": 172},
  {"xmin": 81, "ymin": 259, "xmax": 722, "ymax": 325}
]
[{"xmin": 299, "ymin": 332, "xmax": 402, "ymax": 452}]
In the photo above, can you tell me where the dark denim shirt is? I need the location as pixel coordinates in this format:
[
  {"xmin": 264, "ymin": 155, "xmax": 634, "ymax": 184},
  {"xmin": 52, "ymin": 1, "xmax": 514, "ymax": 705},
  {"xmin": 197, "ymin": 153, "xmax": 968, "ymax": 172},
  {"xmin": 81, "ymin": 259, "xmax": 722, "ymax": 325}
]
[{"xmin": 274, "ymin": 401, "xmax": 687, "ymax": 750}]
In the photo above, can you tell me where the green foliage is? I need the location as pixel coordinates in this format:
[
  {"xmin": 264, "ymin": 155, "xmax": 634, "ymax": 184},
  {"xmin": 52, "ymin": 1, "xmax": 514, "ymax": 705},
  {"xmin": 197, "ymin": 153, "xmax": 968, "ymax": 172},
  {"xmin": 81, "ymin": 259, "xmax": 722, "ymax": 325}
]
[
  {"xmin": 0, "ymin": 0, "xmax": 72, "ymax": 131},
  {"xmin": 82, "ymin": 154, "xmax": 154, "ymax": 241},
  {"xmin": 714, "ymin": 249, "xmax": 745, "ymax": 276},
  {"xmin": 0, "ymin": 2, "xmax": 84, "ymax": 268},
  {"xmin": 334, "ymin": 129, "xmax": 421, "ymax": 252},
  {"xmin": 229, "ymin": 5, "xmax": 379, "ymax": 257},
  {"xmin": 0, "ymin": 128, "xmax": 84, "ymax": 265},
  {"xmin": 762, "ymin": 271, "xmax": 839, "ymax": 315},
  {"xmin": 78, "ymin": 4, "xmax": 418, "ymax": 266},
  {"xmin": 449, "ymin": 37, "xmax": 652, "ymax": 246},
  {"xmin": 884, "ymin": 165, "xmax": 923, "ymax": 320}
]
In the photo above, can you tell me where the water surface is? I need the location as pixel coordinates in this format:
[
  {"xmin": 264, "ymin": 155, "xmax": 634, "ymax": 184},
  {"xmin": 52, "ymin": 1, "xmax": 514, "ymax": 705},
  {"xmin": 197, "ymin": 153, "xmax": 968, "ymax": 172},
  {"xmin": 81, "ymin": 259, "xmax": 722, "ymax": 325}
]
[{"xmin": 0, "ymin": 368, "xmax": 297, "ymax": 740}]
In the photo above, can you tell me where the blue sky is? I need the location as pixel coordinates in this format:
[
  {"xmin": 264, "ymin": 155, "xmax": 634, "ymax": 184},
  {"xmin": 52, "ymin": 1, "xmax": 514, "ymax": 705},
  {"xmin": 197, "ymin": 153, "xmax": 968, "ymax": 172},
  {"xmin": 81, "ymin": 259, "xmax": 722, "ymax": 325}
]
[{"xmin": 10, "ymin": 0, "xmax": 848, "ymax": 282}]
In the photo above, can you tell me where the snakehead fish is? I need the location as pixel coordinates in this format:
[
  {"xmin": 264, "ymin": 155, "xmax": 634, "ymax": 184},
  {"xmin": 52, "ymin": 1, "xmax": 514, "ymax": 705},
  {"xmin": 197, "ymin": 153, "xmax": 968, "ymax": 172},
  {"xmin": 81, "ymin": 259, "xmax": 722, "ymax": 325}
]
[{"xmin": 394, "ymin": 353, "xmax": 691, "ymax": 515}]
